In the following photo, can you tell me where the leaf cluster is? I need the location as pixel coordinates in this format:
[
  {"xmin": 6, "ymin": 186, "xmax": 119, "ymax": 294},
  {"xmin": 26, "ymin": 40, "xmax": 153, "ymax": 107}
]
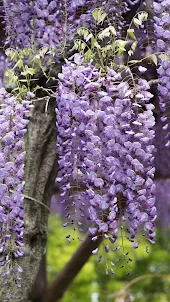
[
  {"xmin": 5, "ymin": 46, "xmax": 56, "ymax": 101},
  {"xmin": 73, "ymin": 9, "xmax": 159, "ymax": 72}
]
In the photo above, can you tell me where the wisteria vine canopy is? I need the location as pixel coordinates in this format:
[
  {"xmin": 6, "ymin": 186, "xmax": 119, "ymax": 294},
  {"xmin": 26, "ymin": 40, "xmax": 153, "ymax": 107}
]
[{"xmin": 0, "ymin": 0, "xmax": 170, "ymax": 301}]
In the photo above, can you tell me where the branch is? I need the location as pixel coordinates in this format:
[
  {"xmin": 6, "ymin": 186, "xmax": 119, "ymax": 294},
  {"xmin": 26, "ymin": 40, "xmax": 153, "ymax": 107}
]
[
  {"xmin": 148, "ymin": 79, "xmax": 160, "ymax": 86},
  {"xmin": 44, "ymin": 232, "xmax": 103, "ymax": 302},
  {"xmin": 107, "ymin": 273, "xmax": 170, "ymax": 299}
]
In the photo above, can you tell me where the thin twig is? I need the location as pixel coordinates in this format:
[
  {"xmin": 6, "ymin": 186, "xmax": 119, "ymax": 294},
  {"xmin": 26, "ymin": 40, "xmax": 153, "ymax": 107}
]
[
  {"xmin": 9, "ymin": 189, "xmax": 50, "ymax": 212},
  {"xmin": 23, "ymin": 194, "xmax": 50, "ymax": 211},
  {"xmin": 148, "ymin": 79, "xmax": 160, "ymax": 86},
  {"xmin": 108, "ymin": 273, "xmax": 170, "ymax": 299},
  {"xmin": 39, "ymin": 86, "xmax": 56, "ymax": 98}
]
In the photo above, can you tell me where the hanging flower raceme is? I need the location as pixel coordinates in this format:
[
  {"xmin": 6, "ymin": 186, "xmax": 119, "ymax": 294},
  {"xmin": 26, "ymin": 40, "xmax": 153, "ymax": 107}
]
[
  {"xmin": 104, "ymin": 76, "xmax": 156, "ymax": 246},
  {"xmin": 0, "ymin": 88, "xmax": 30, "ymax": 289},
  {"xmin": 3, "ymin": 0, "xmax": 34, "ymax": 48},
  {"xmin": 56, "ymin": 55, "xmax": 102, "ymax": 233},
  {"xmin": 56, "ymin": 55, "xmax": 156, "ymax": 270},
  {"xmin": 3, "ymin": 0, "xmax": 126, "ymax": 55},
  {"xmin": 153, "ymin": 0, "xmax": 170, "ymax": 146}
]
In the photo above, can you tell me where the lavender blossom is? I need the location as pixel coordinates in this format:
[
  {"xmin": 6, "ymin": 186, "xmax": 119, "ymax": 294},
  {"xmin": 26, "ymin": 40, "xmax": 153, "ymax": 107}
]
[
  {"xmin": 3, "ymin": 0, "xmax": 34, "ymax": 48},
  {"xmin": 3, "ymin": 0, "xmax": 127, "ymax": 55},
  {"xmin": 56, "ymin": 55, "xmax": 156, "ymax": 264},
  {"xmin": 0, "ymin": 88, "xmax": 30, "ymax": 289},
  {"xmin": 153, "ymin": 0, "xmax": 170, "ymax": 146}
]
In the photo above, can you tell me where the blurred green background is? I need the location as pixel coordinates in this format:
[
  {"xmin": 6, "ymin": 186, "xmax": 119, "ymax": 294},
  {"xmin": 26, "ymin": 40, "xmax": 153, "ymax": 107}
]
[{"xmin": 47, "ymin": 214, "xmax": 170, "ymax": 302}]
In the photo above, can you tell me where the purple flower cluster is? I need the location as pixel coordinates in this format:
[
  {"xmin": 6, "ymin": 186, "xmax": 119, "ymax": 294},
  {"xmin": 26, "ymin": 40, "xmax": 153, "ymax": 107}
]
[
  {"xmin": 153, "ymin": 0, "xmax": 170, "ymax": 145},
  {"xmin": 56, "ymin": 55, "xmax": 156, "ymax": 255},
  {"xmin": 0, "ymin": 88, "xmax": 30, "ymax": 288},
  {"xmin": 3, "ymin": 0, "xmax": 129, "ymax": 54},
  {"xmin": 106, "ymin": 76, "xmax": 156, "ymax": 246},
  {"xmin": 3, "ymin": 0, "xmax": 33, "ymax": 48}
]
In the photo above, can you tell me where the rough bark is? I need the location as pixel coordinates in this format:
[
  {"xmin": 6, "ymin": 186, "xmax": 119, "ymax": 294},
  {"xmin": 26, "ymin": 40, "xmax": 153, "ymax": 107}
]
[
  {"xmin": 0, "ymin": 98, "xmax": 57, "ymax": 301},
  {"xmin": 23, "ymin": 98, "xmax": 57, "ymax": 302},
  {"xmin": 29, "ymin": 254, "xmax": 47, "ymax": 302}
]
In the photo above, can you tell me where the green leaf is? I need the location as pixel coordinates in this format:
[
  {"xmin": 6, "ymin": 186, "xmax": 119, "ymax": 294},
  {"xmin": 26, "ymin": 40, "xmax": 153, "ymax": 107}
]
[
  {"xmin": 81, "ymin": 42, "xmax": 86, "ymax": 51},
  {"xmin": 85, "ymin": 33, "xmax": 93, "ymax": 42},
  {"xmin": 98, "ymin": 26, "xmax": 117, "ymax": 40},
  {"xmin": 101, "ymin": 44, "xmax": 114, "ymax": 58},
  {"xmin": 115, "ymin": 40, "xmax": 127, "ymax": 54},
  {"xmin": 40, "ymin": 46, "xmax": 48, "ymax": 56},
  {"xmin": 131, "ymin": 41, "xmax": 138, "ymax": 51},
  {"xmin": 138, "ymin": 11, "xmax": 148, "ymax": 23},
  {"xmin": 151, "ymin": 54, "xmax": 158, "ymax": 66},
  {"xmin": 159, "ymin": 53, "xmax": 170, "ymax": 61},
  {"xmin": 21, "ymin": 66, "xmax": 36, "ymax": 76},
  {"xmin": 28, "ymin": 68, "xmax": 36, "ymax": 75},
  {"xmin": 115, "ymin": 40, "xmax": 127, "ymax": 47},
  {"xmin": 21, "ymin": 48, "xmax": 33, "ymax": 57},
  {"xmin": 133, "ymin": 12, "xmax": 148, "ymax": 28},
  {"xmin": 128, "ymin": 41, "xmax": 138, "ymax": 56},
  {"xmin": 92, "ymin": 8, "xmax": 107, "ymax": 24},
  {"xmin": 102, "ymin": 45, "xmax": 112, "ymax": 52},
  {"xmin": 32, "ymin": 54, "xmax": 41, "ymax": 64},
  {"xmin": 109, "ymin": 26, "xmax": 117, "ymax": 36},
  {"xmin": 94, "ymin": 41, "xmax": 101, "ymax": 49},
  {"xmin": 133, "ymin": 17, "xmax": 142, "ymax": 28},
  {"xmin": 77, "ymin": 27, "xmax": 90, "ymax": 40},
  {"xmin": 84, "ymin": 49, "xmax": 93, "ymax": 62},
  {"xmin": 5, "ymin": 49, "xmax": 18, "ymax": 61},
  {"xmin": 13, "ymin": 59, "xmax": 23, "ymax": 69},
  {"xmin": 19, "ymin": 85, "xmax": 28, "ymax": 93},
  {"xmin": 47, "ymin": 45, "xmax": 55, "ymax": 57},
  {"xmin": 74, "ymin": 39, "xmax": 83, "ymax": 51},
  {"xmin": 128, "ymin": 60, "xmax": 140, "ymax": 64},
  {"xmin": 98, "ymin": 28, "xmax": 110, "ymax": 40},
  {"xmin": 127, "ymin": 29, "xmax": 136, "ymax": 40},
  {"xmin": 5, "ymin": 69, "xmax": 18, "ymax": 83},
  {"xmin": 128, "ymin": 50, "xmax": 134, "ymax": 56},
  {"xmin": 91, "ymin": 36, "xmax": 96, "ymax": 49}
]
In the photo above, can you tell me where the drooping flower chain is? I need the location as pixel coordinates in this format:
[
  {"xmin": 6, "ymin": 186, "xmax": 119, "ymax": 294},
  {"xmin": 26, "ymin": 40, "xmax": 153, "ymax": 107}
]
[
  {"xmin": 3, "ymin": 0, "xmax": 132, "ymax": 54},
  {"xmin": 0, "ymin": 88, "xmax": 30, "ymax": 288},
  {"xmin": 56, "ymin": 56, "xmax": 156, "ymax": 262},
  {"xmin": 3, "ymin": 0, "xmax": 34, "ymax": 48},
  {"xmin": 153, "ymin": 0, "xmax": 170, "ymax": 146}
]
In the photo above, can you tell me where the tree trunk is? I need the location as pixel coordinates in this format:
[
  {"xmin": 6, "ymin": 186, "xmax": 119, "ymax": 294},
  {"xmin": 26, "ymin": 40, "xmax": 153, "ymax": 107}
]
[
  {"xmin": 29, "ymin": 254, "xmax": 47, "ymax": 302},
  {"xmin": 0, "ymin": 98, "xmax": 57, "ymax": 301}
]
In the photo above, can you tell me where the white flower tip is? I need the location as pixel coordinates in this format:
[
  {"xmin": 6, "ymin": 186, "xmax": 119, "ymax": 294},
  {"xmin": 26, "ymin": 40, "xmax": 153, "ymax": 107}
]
[{"xmin": 138, "ymin": 66, "xmax": 147, "ymax": 73}]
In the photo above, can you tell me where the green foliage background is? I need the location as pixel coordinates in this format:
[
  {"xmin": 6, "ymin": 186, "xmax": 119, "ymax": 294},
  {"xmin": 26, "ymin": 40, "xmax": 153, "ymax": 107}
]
[{"xmin": 47, "ymin": 215, "xmax": 170, "ymax": 302}]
